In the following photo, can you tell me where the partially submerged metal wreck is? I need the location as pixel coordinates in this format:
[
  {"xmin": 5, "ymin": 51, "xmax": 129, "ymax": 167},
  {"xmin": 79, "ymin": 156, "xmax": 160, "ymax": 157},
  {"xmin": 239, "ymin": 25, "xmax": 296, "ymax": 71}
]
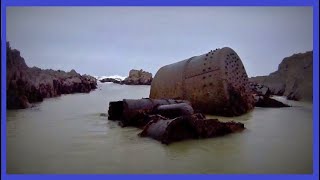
[
  {"xmin": 107, "ymin": 47, "xmax": 289, "ymax": 144},
  {"xmin": 108, "ymin": 99, "xmax": 245, "ymax": 144},
  {"xmin": 150, "ymin": 47, "xmax": 255, "ymax": 116}
]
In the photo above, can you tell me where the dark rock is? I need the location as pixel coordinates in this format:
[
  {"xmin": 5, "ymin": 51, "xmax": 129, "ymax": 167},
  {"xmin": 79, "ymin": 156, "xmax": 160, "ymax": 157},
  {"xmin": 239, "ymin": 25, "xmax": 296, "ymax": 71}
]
[
  {"xmin": 287, "ymin": 91, "xmax": 300, "ymax": 101},
  {"xmin": 249, "ymin": 81, "xmax": 271, "ymax": 97},
  {"xmin": 6, "ymin": 42, "xmax": 97, "ymax": 109},
  {"xmin": 99, "ymin": 78, "xmax": 121, "ymax": 84},
  {"xmin": 250, "ymin": 51, "xmax": 313, "ymax": 101},
  {"xmin": 249, "ymin": 81, "xmax": 290, "ymax": 107},
  {"xmin": 254, "ymin": 96, "xmax": 290, "ymax": 108},
  {"xmin": 122, "ymin": 69, "xmax": 153, "ymax": 85}
]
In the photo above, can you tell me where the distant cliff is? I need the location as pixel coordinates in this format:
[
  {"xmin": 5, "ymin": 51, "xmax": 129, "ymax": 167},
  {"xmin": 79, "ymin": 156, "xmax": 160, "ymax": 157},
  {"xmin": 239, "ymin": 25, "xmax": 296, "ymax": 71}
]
[
  {"xmin": 6, "ymin": 42, "xmax": 97, "ymax": 109},
  {"xmin": 250, "ymin": 51, "xmax": 313, "ymax": 101}
]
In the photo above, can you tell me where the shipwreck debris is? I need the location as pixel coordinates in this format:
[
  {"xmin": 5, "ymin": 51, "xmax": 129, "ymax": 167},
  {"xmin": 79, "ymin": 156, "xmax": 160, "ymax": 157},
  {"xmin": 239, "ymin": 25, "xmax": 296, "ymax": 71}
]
[
  {"xmin": 139, "ymin": 113, "xmax": 245, "ymax": 144},
  {"xmin": 108, "ymin": 98, "xmax": 245, "ymax": 144},
  {"xmin": 154, "ymin": 103, "xmax": 194, "ymax": 119},
  {"xmin": 108, "ymin": 98, "xmax": 190, "ymax": 127},
  {"xmin": 186, "ymin": 114, "xmax": 245, "ymax": 138},
  {"xmin": 138, "ymin": 116, "xmax": 196, "ymax": 144},
  {"xmin": 149, "ymin": 47, "xmax": 255, "ymax": 116}
]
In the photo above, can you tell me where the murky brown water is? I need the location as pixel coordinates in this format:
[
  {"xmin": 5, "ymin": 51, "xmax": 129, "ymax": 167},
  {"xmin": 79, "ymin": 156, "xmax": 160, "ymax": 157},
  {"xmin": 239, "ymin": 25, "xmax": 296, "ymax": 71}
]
[{"xmin": 6, "ymin": 83, "xmax": 313, "ymax": 174}]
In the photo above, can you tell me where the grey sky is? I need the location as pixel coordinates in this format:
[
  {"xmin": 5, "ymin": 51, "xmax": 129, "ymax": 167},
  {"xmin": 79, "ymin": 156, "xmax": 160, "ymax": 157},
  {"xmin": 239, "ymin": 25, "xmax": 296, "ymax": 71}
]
[{"xmin": 7, "ymin": 7, "xmax": 313, "ymax": 77}]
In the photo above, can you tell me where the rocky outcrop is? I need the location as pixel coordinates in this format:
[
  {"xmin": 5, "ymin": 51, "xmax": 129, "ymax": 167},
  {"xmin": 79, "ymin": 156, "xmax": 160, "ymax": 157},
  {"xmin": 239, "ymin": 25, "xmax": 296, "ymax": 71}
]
[
  {"xmin": 6, "ymin": 42, "xmax": 97, "ymax": 109},
  {"xmin": 250, "ymin": 51, "xmax": 313, "ymax": 101},
  {"xmin": 99, "ymin": 78, "xmax": 121, "ymax": 83},
  {"xmin": 249, "ymin": 81, "xmax": 290, "ymax": 107},
  {"xmin": 254, "ymin": 96, "xmax": 290, "ymax": 108},
  {"xmin": 99, "ymin": 70, "xmax": 152, "ymax": 85},
  {"xmin": 122, "ymin": 69, "xmax": 152, "ymax": 85},
  {"xmin": 249, "ymin": 81, "xmax": 271, "ymax": 97}
]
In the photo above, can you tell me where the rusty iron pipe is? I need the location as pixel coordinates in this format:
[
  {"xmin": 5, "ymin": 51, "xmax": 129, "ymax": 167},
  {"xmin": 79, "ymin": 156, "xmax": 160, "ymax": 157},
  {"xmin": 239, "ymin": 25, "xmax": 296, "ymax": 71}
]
[
  {"xmin": 155, "ymin": 103, "xmax": 194, "ymax": 119},
  {"xmin": 108, "ymin": 98, "xmax": 190, "ymax": 127}
]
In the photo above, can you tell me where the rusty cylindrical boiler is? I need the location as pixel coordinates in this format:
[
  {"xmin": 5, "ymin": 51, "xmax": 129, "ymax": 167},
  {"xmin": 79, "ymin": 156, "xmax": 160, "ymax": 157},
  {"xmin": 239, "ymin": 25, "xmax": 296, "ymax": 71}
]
[{"xmin": 149, "ymin": 47, "xmax": 254, "ymax": 116}]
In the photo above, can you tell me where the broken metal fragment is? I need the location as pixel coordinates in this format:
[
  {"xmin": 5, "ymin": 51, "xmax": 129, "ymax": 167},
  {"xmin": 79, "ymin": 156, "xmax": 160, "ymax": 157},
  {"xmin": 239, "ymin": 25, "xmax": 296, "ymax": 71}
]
[
  {"xmin": 108, "ymin": 98, "xmax": 245, "ymax": 144},
  {"xmin": 154, "ymin": 103, "xmax": 194, "ymax": 119},
  {"xmin": 108, "ymin": 98, "xmax": 190, "ymax": 127},
  {"xmin": 139, "ymin": 113, "xmax": 245, "ymax": 144}
]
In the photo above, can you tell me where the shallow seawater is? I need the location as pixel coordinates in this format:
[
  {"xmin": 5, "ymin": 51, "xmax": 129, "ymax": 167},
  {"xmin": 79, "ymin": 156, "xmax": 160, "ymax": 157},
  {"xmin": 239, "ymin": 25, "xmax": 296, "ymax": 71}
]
[{"xmin": 6, "ymin": 83, "xmax": 313, "ymax": 174}]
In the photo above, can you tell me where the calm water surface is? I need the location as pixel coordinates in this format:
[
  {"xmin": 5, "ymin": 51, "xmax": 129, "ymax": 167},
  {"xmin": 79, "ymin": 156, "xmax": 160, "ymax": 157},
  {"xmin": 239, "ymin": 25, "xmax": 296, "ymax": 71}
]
[{"xmin": 7, "ymin": 83, "xmax": 313, "ymax": 174}]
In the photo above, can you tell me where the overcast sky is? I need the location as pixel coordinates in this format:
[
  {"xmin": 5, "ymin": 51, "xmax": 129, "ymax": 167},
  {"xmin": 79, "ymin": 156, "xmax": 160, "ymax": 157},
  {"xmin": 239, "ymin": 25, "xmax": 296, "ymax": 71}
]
[{"xmin": 7, "ymin": 7, "xmax": 313, "ymax": 77}]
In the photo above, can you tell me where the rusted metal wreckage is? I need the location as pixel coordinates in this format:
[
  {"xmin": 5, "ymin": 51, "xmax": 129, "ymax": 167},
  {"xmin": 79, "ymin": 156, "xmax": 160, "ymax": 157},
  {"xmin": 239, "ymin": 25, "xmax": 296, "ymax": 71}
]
[
  {"xmin": 150, "ymin": 47, "xmax": 255, "ymax": 116},
  {"xmin": 107, "ymin": 47, "xmax": 289, "ymax": 144},
  {"xmin": 108, "ymin": 99, "xmax": 191, "ymax": 127},
  {"xmin": 108, "ymin": 98, "xmax": 245, "ymax": 144}
]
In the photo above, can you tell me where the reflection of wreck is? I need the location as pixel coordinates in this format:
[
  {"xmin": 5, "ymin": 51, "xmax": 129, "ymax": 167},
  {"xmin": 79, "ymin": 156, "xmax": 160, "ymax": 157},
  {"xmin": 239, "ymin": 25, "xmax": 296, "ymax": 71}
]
[
  {"xmin": 108, "ymin": 99, "xmax": 245, "ymax": 144},
  {"xmin": 150, "ymin": 47, "xmax": 254, "ymax": 116}
]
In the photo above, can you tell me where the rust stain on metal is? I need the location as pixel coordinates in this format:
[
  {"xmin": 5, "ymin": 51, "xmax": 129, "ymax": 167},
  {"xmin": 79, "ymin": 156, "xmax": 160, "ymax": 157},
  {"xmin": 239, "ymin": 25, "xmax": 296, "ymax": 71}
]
[
  {"xmin": 182, "ymin": 57, "xmax": 193, "ymax": 99},
  {"xmin": 185, "ymin": 67, "xmax": 220, "ymax": 79}
]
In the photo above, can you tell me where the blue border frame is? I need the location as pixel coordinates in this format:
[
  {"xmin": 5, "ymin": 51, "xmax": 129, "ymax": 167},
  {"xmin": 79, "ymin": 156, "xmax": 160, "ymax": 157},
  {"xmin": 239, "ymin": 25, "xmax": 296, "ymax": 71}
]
[{"xmin": 1, "ymin": 0, "xmax": 319, "ymax": 179}]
